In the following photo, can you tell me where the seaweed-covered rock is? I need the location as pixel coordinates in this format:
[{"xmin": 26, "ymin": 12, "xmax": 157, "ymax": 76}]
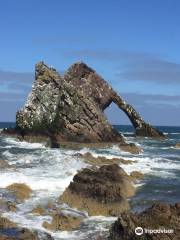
[
  {"xmin": 60, "ymin": 164, "xmax": 135, "ymax": 216},
  {"xmin": 109, "ymin": 202, "xmax": 180, "ymax": 240}
]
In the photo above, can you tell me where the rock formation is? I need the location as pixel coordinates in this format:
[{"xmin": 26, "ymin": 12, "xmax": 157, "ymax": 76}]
[
  {"xmin": 64, "ymin": 62, "xmax": 164, "ymax": 138},
  {"xmin": 109, "ymin": 202, "xmax": 180, "ymax": 240},
  {"xmin": 60, "ymin": 164, "xmax": 135, "ymax": 216},
  {"xmin": 0, "ymin": 216, "xmax": 52, "ymax": 240},
  {"xmin": 43, "ymin": 211, "xmax": 83, "ymax": 231},
  {"xmin": 15, "ymin": 61, "xmax": 164, "ymax": 145},
  {"xmin": 6, "ymin": 183, "xmax": 32, "ymax": 201},
  {"xmin": 16, "ymin": 62, "xmax": 124, "ymax": 143}
]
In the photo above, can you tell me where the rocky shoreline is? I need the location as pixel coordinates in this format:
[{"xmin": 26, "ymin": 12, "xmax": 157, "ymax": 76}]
[{"xmin": 1, "ymin": 61, "xmax": 178, "ymax": 240}]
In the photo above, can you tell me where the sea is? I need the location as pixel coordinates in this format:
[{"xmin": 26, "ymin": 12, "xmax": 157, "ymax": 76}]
[{"xmin": 0, "ymin": 122, "xmax": 180, "ymax": 239}]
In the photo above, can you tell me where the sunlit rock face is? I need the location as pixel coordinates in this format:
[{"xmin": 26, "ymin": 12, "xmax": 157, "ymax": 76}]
[
  {"xmin": 16, "ymin": 61, "xmax": 164, "ymax": 143},
  {"xmin": 16, "ymin": 62, "xmax": 124, "ymax": 143},
  {"xmin": 64, "ymin": 62, "xmax": 165, "ymax": 138}
]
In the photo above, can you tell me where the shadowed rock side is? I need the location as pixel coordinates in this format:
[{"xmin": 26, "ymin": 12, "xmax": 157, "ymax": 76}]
[
  {"xmin": 60, "ymin": 164, "xmax": 135, "ymax": 216},
  {"xmin": 109, "ymin": 202, "xmax": 180, "ymax": 240},
  {"xmin": 16, "ymin": 62, "xmax": 124, "ymax": 143},
  {"xmin": 64, "ymin": 62, "xmax": 164, "ymax": 138}
]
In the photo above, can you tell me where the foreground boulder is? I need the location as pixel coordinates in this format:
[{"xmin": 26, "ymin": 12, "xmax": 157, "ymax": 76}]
[
  {"xmin": 60, "ymin": 164, "xmax": 135, "ymax": 216},
  {"xmin": 109, "ymin": 202, "xmax": 180, "ymax": 240},
  {"xmin": 14, "ymin": 61, "xmax": 164, "ymax": 146}
]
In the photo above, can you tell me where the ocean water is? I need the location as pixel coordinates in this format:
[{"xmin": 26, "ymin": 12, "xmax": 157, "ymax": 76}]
[{"xmin": 0, "ymin": 123, "xmax": 180, "ymax": 239}]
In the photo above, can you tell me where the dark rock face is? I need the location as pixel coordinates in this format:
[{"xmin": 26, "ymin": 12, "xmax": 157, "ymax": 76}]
[
  {"xmin": 60, "ymin": 164, "xmax": 135, "ymax": 216},
  {"xmin": 16, "ymin": 62, "xmax": 124, "ymax": 143},
  {"xmin": 109, "ymin": 202, "xmax": 180, "ymax": 240},
  {"xmin": 16, "ymin": 61, "xmax": 164, "ymax": 142}
]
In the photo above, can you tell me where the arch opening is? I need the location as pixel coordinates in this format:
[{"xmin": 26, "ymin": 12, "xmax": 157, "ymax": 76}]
[{"xmin": 104, "ymin": 102, "xmax": 134, "ymax": 135}]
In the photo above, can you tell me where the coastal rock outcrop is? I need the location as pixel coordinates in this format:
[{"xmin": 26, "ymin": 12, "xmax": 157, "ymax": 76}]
[
  {"xmin": 64, "ymin": 62, "xmax": 164, "ymax": 138},
  {"xmin": 109, "ymin": 202, "xmax": 180, "ymax": 240},
  {"xmin": 60, "ymin": 164, "xmax": 135, "ymax": 216},
  {"xmin": 15, "ymin": 61, "xmax": 164, "ymax": 145},
  {"xmin": 16, "ymin": 62, "xmax": 124, "ymax": 143}
]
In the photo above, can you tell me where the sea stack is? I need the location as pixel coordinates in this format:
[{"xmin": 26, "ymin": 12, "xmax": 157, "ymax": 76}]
[{"xmin": 16, "ymin": 61, "xmax": 164, "ymax": 145}]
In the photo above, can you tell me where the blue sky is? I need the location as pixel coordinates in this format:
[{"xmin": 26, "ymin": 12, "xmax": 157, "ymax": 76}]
[{"xmin": 0, "ymin": 0, "xmax": 180, "ymax": 125}]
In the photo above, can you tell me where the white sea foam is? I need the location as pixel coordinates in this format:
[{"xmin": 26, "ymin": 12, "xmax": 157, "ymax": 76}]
[
  {"xmin": 4, "ymin": 137, "xmax": 45, "ymax": 149},
  {"xmin": 1, "ymin": 130, "xmax": 180, "ymax": 238}
]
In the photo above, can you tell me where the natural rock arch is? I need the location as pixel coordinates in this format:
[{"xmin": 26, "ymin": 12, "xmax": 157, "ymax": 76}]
[
  {"xmin": 16, "ymin": 61, "xmax": 164, "ymax": 144},
  {"xmin": 64, "ymin": 62, "xmax": 164, "ymax": 138}
]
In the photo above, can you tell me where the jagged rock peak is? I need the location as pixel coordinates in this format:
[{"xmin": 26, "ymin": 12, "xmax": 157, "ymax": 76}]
[{"xmin": 65, "ymin": 61, "xmax": 95, "ymax": 78}]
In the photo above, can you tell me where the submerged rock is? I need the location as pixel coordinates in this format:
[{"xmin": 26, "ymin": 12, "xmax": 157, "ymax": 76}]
[
  {"xmin": 60, "ymin": 164, "xmax": 135, "ymax": 216},
  {"xmin": 77, "ymin": 152, "xmax": 135, "ymax": 166},
  {"xmin": 0, "ymin": 216, "xmax": 53, "ymax": 240},
  {"xmin": 13, "ymin": 61, "xmax": 164, "ymax": 146},
  {"xmin": 109, "ymin": 202, "xmax": 180, "ymax": 240},
  {"xmin": 6, "ymin": 183, "xmax": 32, "ymax": 201},
  {"xmin": 31, "ymin": 206, "xmax": 46, "ymax": 216},
  {"xmin": 175, "ymin": 143, "xmax": 180, "ymax": 148},
  {"xmin": 0, "ymin": 199, "xmax": 16, "ymax": 213},
  {"xmin": 130, "ymin": 171, "xmax": 144, "ymax": 181},
  {"xmin": 0, "ymin": 160, "xmax": 11, "ymax": 169},
  {"xmin": 119, "ymin": 143, "xmax": 142, "ymax": 154},
  {"xmin": 43, "ymin": 211, "xmax": 83, "ymax": 231}
]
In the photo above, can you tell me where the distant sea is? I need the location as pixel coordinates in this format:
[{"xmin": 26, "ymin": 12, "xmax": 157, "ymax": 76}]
[{"xmin": 0, "ymin": 122, "xmax": 180, "ymax": 239}]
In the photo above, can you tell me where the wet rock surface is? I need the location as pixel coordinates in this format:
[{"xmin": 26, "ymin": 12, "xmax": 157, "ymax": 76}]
[
  {"xmin": 6, "ymin": 183, "xmax": 32, "ymax": 201},
  {"xmin": 0, "ymin": 160, "xmax": 11, "ymax": 169},
  {"xmin": 0, "ymin": 216, "xmax": 53, "ymax": 240},
  {"xmin": 43, "ymin": 211, "xmax": 83, "ymax": 231},
  {"xmin": 0, "ymin": 199, "xmax": 16, "ymax": 213},
  {"xmin": 109, "ymin": 202, "xmax": 180, "ymax": 240},
  {"xmin": 77, "ymin": 152, "xmax": 135, "ymax": 166},
  {"xmin": 60, "ymin": 164, "xmax": 135, "ymax": 216},
  {"xmin": 119, "ymin": 143, "xmax": 142, "ymax": 154},
  {"xmin": 130, "ymin": 171, "xmax": 144, "ymax": 181},
  {"xmin": 175, "ymin": 143, "xmax": 180, "ymax": 148}
]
